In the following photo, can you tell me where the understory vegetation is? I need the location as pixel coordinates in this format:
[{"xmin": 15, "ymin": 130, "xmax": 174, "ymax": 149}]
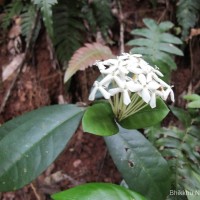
[{"xmin": 0, "ymin": 0, "xmax": 200, "ymax": 200}]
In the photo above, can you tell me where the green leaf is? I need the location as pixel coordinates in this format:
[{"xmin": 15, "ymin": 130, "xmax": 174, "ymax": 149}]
[
  {"xmin": 32, "ymin": 0, "xmax": 58, "ymax": 38},
  {"xmin": 151, "ymin": 60, "xmax": 171, "ymax": 81},
  {"xmin": 156, "ymin": 52, "xmax": 177, "ymax": 69},
  {"xmin": 143, "ymin": 18, "xmax": 158, "ymax": 31},
  {"xmin": 0, "ymin": 104, "xmax": 84, "ymax": 192},
  {"xmin": 104, "ymin": 128, "xmax": 171, "ymax": 200},
  {"xmin": 83, "ymin": 0, "xmax": 114, "ymax": 39},
  {"xmin": 119, "ymin": 98, "xmax": 169, "ymax": 129},
  {"xmin": 82, "ymin": 103, "xmax": 118, "ymax": 136},
  {"xmin": 186, "ymin": 192, "xmax": 199, "ymax": 200},
  {"xmin": 130, "ymin": 28, "xmax": 153, "ymax": 39},
  {"xmin": 160, "ymin": 33, "xmax": 183, "ymax": 45},
  {"xmin": 1, "ymin": 0, "xmax": 24, "ymax": 29},
  {"xmin": 128, "ymin": 18, "xmax": 183, "ymax": 77},
  {"xmin": 146, "ymin": 125, "xmax": 200, "ymax": 194},
  {"xmin": 52, "ymin": 183, "xmax": 147, "ymax": 200},
  {"xmin": 184, "ymin": 94, "xmax": 200, "ymax": 101},
  {"xmin": 158, "ymin": 43, "xmax": 184, "ymax": 56},
  {"xmin": 130, "ymin": 48, "xmax": 177, "ymax": 70},
  {"xmin": 183, "ymin": 94, "xmax": 200, "ymax": 108},
  {"xmin": 170, "ymin": 106, "xmax": 191, "ymax": 127},
  {"xmin": 127, "ymin": 38, "xmax": 153, "ymax": 47},
  {"xmin": 176, "ymin": 0, "xmax": 200, "ymax": 39},
  {"xmin": 187, "ymin": 100, "xmax": 200, "ymax": 109},
  {"xmin": 158, "ymin": 21, "xmax": 174, "ymax": 32},
  {"xmin": 21, "ymin": 4, "xmax": 41, "ymax": 43},
  {"xmin": 53, "ymin": 2, "xmax": 84, "ymax": 62}
]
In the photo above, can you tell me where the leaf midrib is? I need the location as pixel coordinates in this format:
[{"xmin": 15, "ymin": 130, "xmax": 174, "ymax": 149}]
[
  {"xmin": 0, "ymin": 110, "xmax": 83, "ymax": 178},
  {"xmin": 120, "ymin": 134, "xmax": 167, "ymax": 199}
]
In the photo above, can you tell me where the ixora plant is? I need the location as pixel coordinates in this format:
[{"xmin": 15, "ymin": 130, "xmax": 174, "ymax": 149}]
[{"xmin": 0, "ymin": 53, "xmax": 174, "ymax": 200}]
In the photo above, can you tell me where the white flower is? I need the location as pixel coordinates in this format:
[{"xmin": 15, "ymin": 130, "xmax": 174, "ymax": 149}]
[
  {"xmin": 89, "ymin": 53, "xmax": 174, "ymax": 114},
  {"xmin": 89, "ymin": 81, "xmax": 111, "ymax": 101},
  {"xmin": 127, "ymin": 63, "xmax": 143, "ymax": 74},
  {"xmin": 152, "ymin": 74, "xmax": 170, "ymax": 88},
  {"xmin": 149, "ymin": 92, "xmax": 156, "ymax": 108},
  {"xmin": 109, "ymin": 87, "xmax": 131, "ymax": 105},
  {"xmin": 95, "ymin": 61, "xmax": 106, "ymax": 71},
  {"xmin": 163, "ymin": 87, "xmax": 175, "ymax": 102},
  {"xmin": 100, "ymin": 71, "xmax": 125, "ymax": 88},
  {"xmin": 120, "ymin": 53, "xmax": 142, "ymax": 59},
  {"xmin": 137, "ymin": 74, "xmax": 160, "ymax": 104}
]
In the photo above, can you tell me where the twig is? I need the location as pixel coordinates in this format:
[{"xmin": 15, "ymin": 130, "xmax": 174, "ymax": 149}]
[
  {"xmin": 0, "ymin": 9, "xmax": 40, "ymax": 114},
  {"xmin": 63, "ymin": 173, "xmax": 81, "ymax": 186},
  {"xmin": 157, "ymin": 0, "xmax": 169, "ymax": 23},
  {"xmin": 193, "ymin": 80, "xmax": 200, "ymax": 92},
  {"xmin": 188, "ymin": 39, "xmax": 194, "ymax": 93},
  {"xmin": 30, "ymin": 183, "xmax": 42, "ymax": 200},
  {"xmin": 96, "ymin": 149, "xmax": 108, "ymax": 181},
  {"xmin": 116, "ymin": 0, "xmax": 125, "ymax": 54}
]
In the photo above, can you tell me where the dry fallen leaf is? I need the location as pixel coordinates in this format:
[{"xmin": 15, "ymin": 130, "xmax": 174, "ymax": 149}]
[{"xmin": 2, "ymin": 53, "xmax": 24, "ymax": 81}]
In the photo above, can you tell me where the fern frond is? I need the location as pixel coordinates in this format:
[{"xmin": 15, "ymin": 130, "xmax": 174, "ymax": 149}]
[
  {"xmin": 176, "ymin": 0, "xmax": 200, "ymax": 39},
  {"xmin": 127, "ymin": 18, "xmax": 183, "ymax": 80},
  {"xmin": 32, "ymin": 0, "xmax": 58, "ymax": 37},
  {"xmin": 82, "ymin": 0, "xmax": 114, "ymax": 38},
  {"xmin": 146, "ymin": 104, "xmax": 200, "ymax": 194},
  {"xmin": 64, "ymin": 43, "xmax": 114, "ymax": 83},
  {"xmin": 146, "ymin": 126, "xmax": 200, "ymax": 192},
  {"xmin": 2, "ymin": 0, "xmax": 24, "ymax": 29},
  {"xmin": 21, "ymin": 5, "xmax": 40, "ymax": 43},
  {"xmin": 53, "ymin": 1, "xmax": 85, "ymax": 63}
]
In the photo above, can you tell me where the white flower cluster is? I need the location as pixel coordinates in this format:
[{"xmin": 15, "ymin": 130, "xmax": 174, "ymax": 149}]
[{"xmin": 89, "ymin": 53, "xmax": 174, "ymax": 109}]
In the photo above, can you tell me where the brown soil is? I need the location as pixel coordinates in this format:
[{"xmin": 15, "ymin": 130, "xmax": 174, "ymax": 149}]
[{"xmin": 0, "ymin": 27, "xmax": 121, "ymax": 200}]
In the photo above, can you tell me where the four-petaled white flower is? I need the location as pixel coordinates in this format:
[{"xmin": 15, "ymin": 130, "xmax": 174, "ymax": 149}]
[{"xmin": 89, "ymin": 81, "xmax": 111, "ymax": 101}]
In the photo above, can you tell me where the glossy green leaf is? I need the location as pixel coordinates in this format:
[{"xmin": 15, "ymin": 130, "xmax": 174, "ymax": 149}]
[
  {"xmin": 0, "ymin": 104, "xmax": 84, "ymax": 192},
  {"xmin": 52, "ymin": 183, "xmax": 147, "ymax": 200},
  {"xmin": 105, "ymin": 127, "xmax": 171, "ymax": 200},
  {"xmin": 82, "ymin": 102, "xmax": 118, "ymax": 136},
  {"xmin": 120, "ymin": 98, "xmax": 169, "ymax": 129}
]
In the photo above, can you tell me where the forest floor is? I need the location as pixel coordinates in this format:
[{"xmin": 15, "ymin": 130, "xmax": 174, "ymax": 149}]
[{"xmin": 0, "ymin": 0, "xmax": 199, "ymax": 200}]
